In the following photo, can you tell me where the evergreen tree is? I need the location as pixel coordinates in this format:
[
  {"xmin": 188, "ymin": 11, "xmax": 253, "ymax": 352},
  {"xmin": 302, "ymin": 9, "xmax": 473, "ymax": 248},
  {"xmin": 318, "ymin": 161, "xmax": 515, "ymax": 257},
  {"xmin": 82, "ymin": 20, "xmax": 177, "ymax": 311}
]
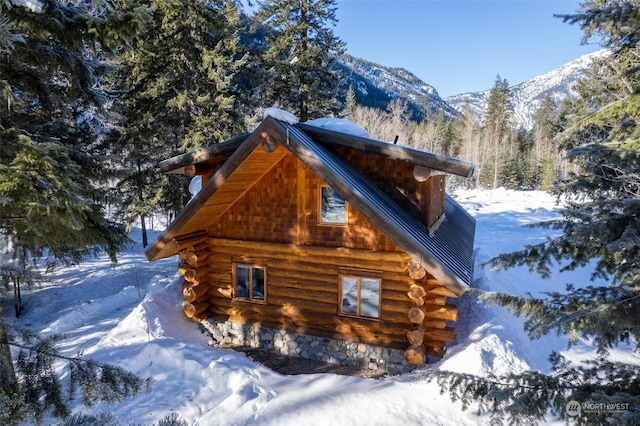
[
  {"xmin": 503, "ymin": 127, "xmax": 533, "ymax": 189},
  {"xmin": 1, "ymin": 317, "xmax": 150, "ymax": 425},
  {"xmin": 252, "ymin": 0, "xmax": 346, "ymax": 121},
  {"xmin": 435, "ymin": 108, "xmax": 459, "ymax": 157},
  {"xmin": 482, "ymin": 75, "xmax": 514, "ymax": 188},
  {"xmin": 108, "ymin": 0, "xmax": 253, "ymax": 242},
  {"xmin": 345, "ymin": 85, "xmax": 357, "ymax": 119},
  {"xmin": 0, "ymin": 1, "xmax": 150, "ymax": 422},
  {"xmin": 430, "ymin": 2, "xmax": 640, "ymax": 424},
  {"xmin": 0, "ymin": 0, "xmax": 142, "ymax": 266}
]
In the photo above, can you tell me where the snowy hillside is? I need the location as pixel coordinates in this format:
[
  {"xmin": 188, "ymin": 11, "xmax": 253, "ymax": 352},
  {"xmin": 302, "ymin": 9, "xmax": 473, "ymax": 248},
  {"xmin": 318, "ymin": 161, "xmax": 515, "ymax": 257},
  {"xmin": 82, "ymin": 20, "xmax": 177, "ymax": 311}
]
[
  {"xmin": 337, "ymin": 54, "xmax": 459, "ymax": 121},
  {"xmin": 444, "ymin": 50, "xmax": 608, "ymax": 129},
  {"xmin": 6, "ymin": 189, "xmax": 639, "ymax": 425}
]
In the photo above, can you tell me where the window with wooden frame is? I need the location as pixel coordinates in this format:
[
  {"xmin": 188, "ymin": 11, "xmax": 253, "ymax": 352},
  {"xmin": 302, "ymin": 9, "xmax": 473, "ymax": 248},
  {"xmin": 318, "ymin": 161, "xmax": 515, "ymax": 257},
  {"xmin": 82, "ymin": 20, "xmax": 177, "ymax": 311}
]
[
  {"xmin": 233, "ymin": 263, "xmax": 266, "ymax": 302},
  {"xmin": 319, "ymin": 185, "xmax": 347, "ymax": 225},
  {"xmin": 339, "ymin": 271, "xmax": 381, "ymax": 318}
]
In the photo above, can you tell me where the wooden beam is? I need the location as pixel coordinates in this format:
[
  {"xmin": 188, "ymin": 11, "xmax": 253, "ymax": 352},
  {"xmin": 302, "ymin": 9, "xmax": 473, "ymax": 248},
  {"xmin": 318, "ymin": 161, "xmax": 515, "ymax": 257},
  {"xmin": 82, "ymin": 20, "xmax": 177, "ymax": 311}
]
[
  {"xmin": 296, "ymin": 122, "xmax": 475, "ymax": 178},
  {"xmin": 158, "ymin": 134, "xmax": 247, "ymax": 173},
  {"xmin": 180, "ymin": 163, "xmax": 219, "ymax": 177},
  {"xmin": 413, "ymin": 166, "xmax": 445, "ymax": 182},
  {"xmin": 261, "ymin": 132, "xmax": 279, "ymax": 153}
]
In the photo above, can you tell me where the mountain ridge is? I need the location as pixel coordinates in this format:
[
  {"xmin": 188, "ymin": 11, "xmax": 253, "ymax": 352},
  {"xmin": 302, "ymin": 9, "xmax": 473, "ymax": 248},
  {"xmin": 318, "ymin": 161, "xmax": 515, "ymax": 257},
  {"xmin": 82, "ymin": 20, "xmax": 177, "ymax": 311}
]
[
  {"xmin": 339, "ymin": 50, "xmax": 607, "ymax": 129},
  {"xmin": 443, "ymin": 50, "xmax": 608, "ymax": 129},
  {"xmin": 337, "ymin": 54, "xmax": 458, "ymax": 122}
]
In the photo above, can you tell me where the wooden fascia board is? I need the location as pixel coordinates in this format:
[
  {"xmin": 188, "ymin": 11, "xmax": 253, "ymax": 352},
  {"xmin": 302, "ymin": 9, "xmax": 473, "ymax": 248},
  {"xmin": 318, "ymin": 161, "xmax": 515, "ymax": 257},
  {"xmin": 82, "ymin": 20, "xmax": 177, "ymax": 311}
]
[
  {"xmin": 269, "ymin": 121, "xmax": 469, "ymax": 296},
  {"xmin": 296, "ymin": 123, "xmax": 475, "ymax": 178},
  {"xmin": 158, "ymin": 134, "xmax": 249, "ymax": 173},
  {"xmin": 146, "ymin": 128, "xmax": 266, "ymax": 261}
]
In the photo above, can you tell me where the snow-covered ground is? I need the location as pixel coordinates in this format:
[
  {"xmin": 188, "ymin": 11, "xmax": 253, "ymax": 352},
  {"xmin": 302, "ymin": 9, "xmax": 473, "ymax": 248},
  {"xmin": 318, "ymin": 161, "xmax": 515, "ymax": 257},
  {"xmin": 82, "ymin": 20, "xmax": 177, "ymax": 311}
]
[{"xmin": 6, "ymin": 189, "xmax": 639, "ymax": 425}]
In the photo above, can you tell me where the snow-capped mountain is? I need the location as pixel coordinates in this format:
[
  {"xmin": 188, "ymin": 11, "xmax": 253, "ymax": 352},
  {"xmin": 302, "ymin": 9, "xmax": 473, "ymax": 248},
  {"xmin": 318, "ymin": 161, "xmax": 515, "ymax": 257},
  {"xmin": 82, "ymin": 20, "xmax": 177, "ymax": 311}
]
[
  {"xmin": 443, "ymin": 50, "xmax": 608, "ymax": 129},
  {"xmin": 336, "ymin": 54, "xmax": 458, "ymax": 122}
]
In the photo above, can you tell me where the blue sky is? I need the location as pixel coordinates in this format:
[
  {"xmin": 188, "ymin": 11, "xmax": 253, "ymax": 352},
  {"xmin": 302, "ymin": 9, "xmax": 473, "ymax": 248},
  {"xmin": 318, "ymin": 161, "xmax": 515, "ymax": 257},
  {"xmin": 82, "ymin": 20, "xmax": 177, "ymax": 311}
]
[{"xmin": 332, "ymin": 0, "xmax": 603, "ymax": 97}]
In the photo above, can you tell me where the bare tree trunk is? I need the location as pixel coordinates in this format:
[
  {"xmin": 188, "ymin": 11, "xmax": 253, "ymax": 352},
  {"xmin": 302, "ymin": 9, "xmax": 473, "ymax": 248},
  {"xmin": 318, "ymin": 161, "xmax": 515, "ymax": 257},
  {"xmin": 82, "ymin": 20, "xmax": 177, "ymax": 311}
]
[
  {"xmin": 0, "ymin": 314, "xmax": 18, "ymax": 395},
  {"xmin": 140, "ymin": 214, "xmax": 148, "ymax": 248}
]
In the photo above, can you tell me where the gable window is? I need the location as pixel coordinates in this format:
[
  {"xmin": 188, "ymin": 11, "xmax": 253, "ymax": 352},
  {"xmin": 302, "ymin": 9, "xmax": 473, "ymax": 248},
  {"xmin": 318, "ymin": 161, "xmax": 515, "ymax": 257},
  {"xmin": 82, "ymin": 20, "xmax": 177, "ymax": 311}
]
[
  {"xmin": 233, "ymin": 263, "xmax": 266, "ymax": 302},
  {"xmin": 320, "ymin": 185, "xmax": 346, "ymax": 224},
  {"xmin": 339, "ymin": 272, "xmax": 381, "ymax": 318}
]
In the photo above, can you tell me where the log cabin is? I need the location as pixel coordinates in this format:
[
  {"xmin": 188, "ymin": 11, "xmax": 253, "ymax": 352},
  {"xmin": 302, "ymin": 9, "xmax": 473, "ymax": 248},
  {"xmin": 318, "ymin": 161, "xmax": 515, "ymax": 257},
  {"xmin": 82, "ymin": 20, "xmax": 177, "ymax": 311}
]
[{"xmin": 146, "ymin": 114, "xmax": 476, "ymax": 374}]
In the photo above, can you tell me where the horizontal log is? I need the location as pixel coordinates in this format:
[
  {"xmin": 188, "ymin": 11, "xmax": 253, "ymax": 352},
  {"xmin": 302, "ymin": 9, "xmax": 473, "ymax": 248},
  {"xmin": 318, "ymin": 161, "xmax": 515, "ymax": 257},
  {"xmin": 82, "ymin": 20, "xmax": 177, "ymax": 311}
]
[
  {"xmin": 209, "ymin": 238, "xmax": 409, "ymax": 267},
  {"xmin": 183, "ymin": 283, "xmax": 209, "ymax": 303},
  {"xmin": 408, "ymin": 284, "xmax": 426, "ymax": 300},
  {"xmin": 183, "ymin": 286, "xmax": 196, "ymax": 303},
  {"xmin": 426, "ymin": 280, "xmax": 458, "ymax": 298},
  {"xmin": 210, "ymin": 298, "xmax": 407, "ymax": 333},
  {"xmin": 202, "ymin": 257, "xmax": 231, "ymax": 268},
  {"xmin": 265, "ymin": 295, "xmax": 337, "ymax": 315},
  {"xmin": 424, "ymin": 326, "xmax": 456, "ymax": 343},
  {"xmin": 381, "ymin": 298, "xmax": 413, "ymax": 314},
  {"xmin": 183, "ymin": 163, "xmax": 219, "ymax": 177},
  {"xmin": 408, "ymin": 267, "xmax": 426, "ymax": 280},
  {"xmin": 424, "ymin": 303, "xmax": 457, "ymax": 321},
  {"xmin": 406, "ymin": 326, "xmax": 425, "ymax": 346},
  {"xmin": 268, "ymin": 269, "xmax": 337, "ymax": 286},
  {"xmin": 206, "ymin": 280, "xmax": 233, "ymax": 293},
  {"xmin": 413, "ymin": 166, "xmax": 444, "ymax": 183},
  {"xmin": 178, "ymin": 238, "xmax": 209, "ymax": 253},
  {"xmin": 267, "ymin": 285, "xmax": 337, "ymax": 304},
  {"xmin": 423, "ymin": 295, "xmax": 447, "ymax": 306},
  {"xmin": 261, "ymin": 133, "xmax": 278, "ymax": 153},
  {"xmin": 184, "ymin": 301, "xmax": 208, "ymax": 318},
  {"xmin": 424, "ymin": 341, "xmax": 446, "ymax": 357},
  {"xmin": 408, "ymin": 306, "xmax": 426, "ymax": 324},
  {"xmin": 208, "ymin": 272, "xmax": 232, "ymax": 282},
  {"xmin": 409, "ymin": 296, "xmax": 424, "ymax": 307},
  {"xmin": 383, "ymin": 288, "xmax": 415, "ymax": 302},
  {"xmin": 178, "ymin": 251, "xmax": 198, "ymax": 266},
  {"xmin": 408, "ymin": 284, "xmax": 426, "ymax": 306},
  {"xmin": 404, "ymin": 345, "xmax": 426, "ymax": 365},
  {"xmin": 179, "ymin": 267, "xmax": 197, "ymax": 282},
  {"xmin": 192, "ymin": 251, "xmax": 210, "ymax": 263},
  {"xmin": 407, "ymin": 258, "xmax": 427, "ymax": 279},
  {"xmin": 268, "ymin": 279, "xmax": 337, "ymax": 294},
  {"xmin": 379, "ymin": 278, "xmax": 416, "ymax": 292},
  {"xmin": 422, "ymin": 319, "xmax": 448, "ymax": 330}
]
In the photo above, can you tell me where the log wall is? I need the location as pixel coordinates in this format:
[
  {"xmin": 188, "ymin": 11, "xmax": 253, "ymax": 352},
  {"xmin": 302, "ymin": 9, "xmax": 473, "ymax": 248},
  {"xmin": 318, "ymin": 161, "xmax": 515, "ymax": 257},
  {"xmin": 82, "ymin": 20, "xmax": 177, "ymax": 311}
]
[
  {"xmin": 177, "ymin": 237, "xmax": 458, "ymax": 358},
  {"xmin": 176, "ymin": 149, "xmax": 456, "ymax": 363}
]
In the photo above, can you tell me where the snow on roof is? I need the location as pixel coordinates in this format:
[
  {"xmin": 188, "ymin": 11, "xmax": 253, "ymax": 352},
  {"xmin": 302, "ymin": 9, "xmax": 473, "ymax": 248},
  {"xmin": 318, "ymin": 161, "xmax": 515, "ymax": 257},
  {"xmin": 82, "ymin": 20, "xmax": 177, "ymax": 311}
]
[
  {"xmin": 263, "ymin": 107, "xmax": 298, "ymax": 124},
  {"xmin": 303, "ymin": 117, "xmax": 369, "ymax": 138},
  {"xmin": 262, "ymin": 107, "xmax": 369, "ymax": 138}
]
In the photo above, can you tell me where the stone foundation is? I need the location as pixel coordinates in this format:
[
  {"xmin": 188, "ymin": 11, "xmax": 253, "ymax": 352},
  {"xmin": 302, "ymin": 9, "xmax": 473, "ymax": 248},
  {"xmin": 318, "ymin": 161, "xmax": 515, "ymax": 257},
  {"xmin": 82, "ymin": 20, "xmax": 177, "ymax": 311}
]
[{"xmin": 200, "ymin": 319, "xmax": 419, "ymax": 375}]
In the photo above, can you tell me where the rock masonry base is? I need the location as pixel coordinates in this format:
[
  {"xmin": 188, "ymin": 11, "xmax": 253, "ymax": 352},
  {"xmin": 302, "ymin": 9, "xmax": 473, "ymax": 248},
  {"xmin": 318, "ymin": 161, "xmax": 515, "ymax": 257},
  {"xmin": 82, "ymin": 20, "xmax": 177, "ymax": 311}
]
[{"xmin": 200, "ymin": 319, "xmax": 418, "ymax": 375}]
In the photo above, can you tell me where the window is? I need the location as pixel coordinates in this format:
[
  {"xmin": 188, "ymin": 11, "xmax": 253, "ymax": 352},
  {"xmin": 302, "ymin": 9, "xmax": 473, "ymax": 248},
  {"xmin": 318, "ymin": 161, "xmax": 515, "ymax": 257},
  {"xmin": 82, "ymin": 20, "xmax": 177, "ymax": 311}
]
[
  {"xmin": 233, "ymin": 263, "xmax": 266, "ymax": 302},
  {"xmin": 320, "ymin": 185, "xmax": 346, "ymax": 224},
  {"xmin": 339, "ymin": 273, "xmax": 380, "ymax": 318}
]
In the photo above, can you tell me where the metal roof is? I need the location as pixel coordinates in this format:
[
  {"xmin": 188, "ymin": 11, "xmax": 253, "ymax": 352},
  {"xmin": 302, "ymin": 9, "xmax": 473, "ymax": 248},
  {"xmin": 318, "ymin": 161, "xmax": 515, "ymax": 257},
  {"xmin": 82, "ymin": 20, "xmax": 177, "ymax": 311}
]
[{"xmin": 269, "ymin": 120, "xmax": 474, "ymax": 295}]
